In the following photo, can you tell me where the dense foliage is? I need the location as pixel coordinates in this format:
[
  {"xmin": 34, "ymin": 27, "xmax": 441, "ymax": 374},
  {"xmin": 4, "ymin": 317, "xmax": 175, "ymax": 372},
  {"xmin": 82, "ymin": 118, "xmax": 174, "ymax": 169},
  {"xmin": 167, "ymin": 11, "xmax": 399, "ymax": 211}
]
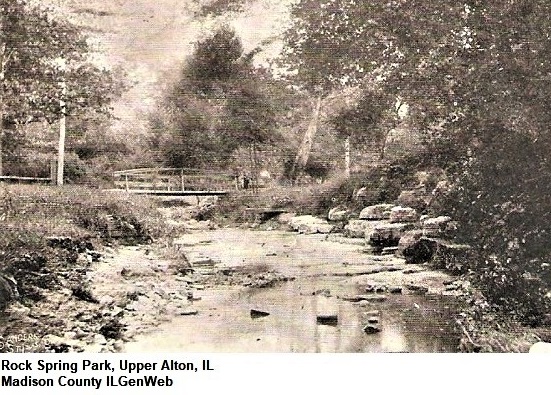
[
  {"xmin": 282, "ymin": 0, "xmax": 551, "ymax": 322},
  {"xmin": 0, "ymin": 0, "xmax": 126, "ymax": 177},
  {"xmin": 150, "ymin": 27, "xmax": 280, "ymax": 174}
]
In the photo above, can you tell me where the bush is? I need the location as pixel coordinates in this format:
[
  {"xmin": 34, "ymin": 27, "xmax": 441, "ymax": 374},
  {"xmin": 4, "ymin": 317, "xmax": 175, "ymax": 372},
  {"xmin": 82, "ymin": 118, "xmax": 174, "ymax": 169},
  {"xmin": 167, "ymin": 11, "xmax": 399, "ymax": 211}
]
[
  {"xmin": 311, "ymin": 157, "xmax": 420, "ymax": 214},
  {"xmin": 438, "ymin": 126, "xmax": 551, "ymax": 325}
]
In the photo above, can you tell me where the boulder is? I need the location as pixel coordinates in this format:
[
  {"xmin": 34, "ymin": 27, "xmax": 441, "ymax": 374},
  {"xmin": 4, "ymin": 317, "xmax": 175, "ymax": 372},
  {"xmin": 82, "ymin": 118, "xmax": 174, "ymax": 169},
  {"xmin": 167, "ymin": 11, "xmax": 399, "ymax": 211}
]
[
  {"xmin": 0, "ymin": 274, "xmax": 18, "ymax": 310},
  {"xmin": 359, "ymin": 204, "xmax": 394, "ymax": 220},
  {"xmin": 363, "ymin": 324, "xmax": 382, "ymax": 334},
  {"xmin": 289, "ymin": 216, "xmax": 335, "ymax": 234},
  {"xmin": 397, "ymin": 231, "xmax": 437, "ymax": 264},
  {"xmin": 421, "ymin": 216, "xmax": 453, "ymax": 238},
  {"xmin": 328, "ymin": 207, "xmax": 350, "ymax": 222},
  {"xmin": 367, "ymin": 223, "xmax": 415, "ymax": 249},
  {"xmin": 397, "ymin": 190, "xmax": 430, "ymax": 212},
  {"xmin": 397, "ymin": 230, "xmax": 424, "ymax": 255},
  {"xmin": 389, "ymin": 206, "xmax": 419, "ymax": 223},
  {"xmin": 277, "ymin": 213, "xmax": 296, "ymax": 225},
  {"xmin": 344, "ymin": 220, "xmax": 385, "ymax": 238},
  {"xmin": 430, "ymin": 241, "xmax": 472, "ymax": 274}
]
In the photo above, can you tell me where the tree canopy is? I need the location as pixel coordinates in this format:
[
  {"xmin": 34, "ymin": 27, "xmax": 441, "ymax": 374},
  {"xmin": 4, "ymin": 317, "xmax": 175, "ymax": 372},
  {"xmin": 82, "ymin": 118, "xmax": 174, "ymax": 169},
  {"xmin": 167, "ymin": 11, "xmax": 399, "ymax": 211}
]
[
  {"xmin": 280, "ymin": 0, "xmax": 551, "ymax": 321},
  {"xmin": 150, "ymin": 26, "xmax": 280, "ymax": 173},
  {"xmin": 0, "ymin": 0, "xmax": 125, "ymax": 174}
]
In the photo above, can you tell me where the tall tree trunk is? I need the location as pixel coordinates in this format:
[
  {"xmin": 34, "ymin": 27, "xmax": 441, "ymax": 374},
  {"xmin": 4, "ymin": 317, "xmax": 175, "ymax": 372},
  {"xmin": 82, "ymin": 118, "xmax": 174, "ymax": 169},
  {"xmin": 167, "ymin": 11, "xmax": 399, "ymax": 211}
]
[
  {"xmin": 344, "ymin": 135, "xmax": 351, "ymax": 179},
  {"xmin": 290, "ymin": 94, "xmax": 322, "ymax": 181},
  {"xmin": 379, "ymin": 129, "xmax": 392, "ymax": 161}
]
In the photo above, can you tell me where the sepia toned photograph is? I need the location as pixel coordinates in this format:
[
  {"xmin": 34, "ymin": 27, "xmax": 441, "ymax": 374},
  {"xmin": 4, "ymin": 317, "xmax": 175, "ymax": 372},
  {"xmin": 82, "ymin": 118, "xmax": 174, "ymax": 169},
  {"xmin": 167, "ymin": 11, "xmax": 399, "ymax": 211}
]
[{"xmin": 1, "ymin": 0, "xmax": 550, "ymax": 354}]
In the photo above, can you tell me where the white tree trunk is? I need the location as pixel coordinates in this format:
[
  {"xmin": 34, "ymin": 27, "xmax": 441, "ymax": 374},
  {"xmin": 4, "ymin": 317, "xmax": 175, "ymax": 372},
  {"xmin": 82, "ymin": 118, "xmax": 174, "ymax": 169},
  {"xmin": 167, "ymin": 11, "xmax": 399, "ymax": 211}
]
[
  {"xmin": 291, "ymin": 94, "xmax": 322, "ymax": 179},
  {"xmin": 57, "ymin": 79, "xmax": 67, "ymax": 186},
  {"xmin": 344, "ymin": 135, "xmax": 351, "ymax": 178}
]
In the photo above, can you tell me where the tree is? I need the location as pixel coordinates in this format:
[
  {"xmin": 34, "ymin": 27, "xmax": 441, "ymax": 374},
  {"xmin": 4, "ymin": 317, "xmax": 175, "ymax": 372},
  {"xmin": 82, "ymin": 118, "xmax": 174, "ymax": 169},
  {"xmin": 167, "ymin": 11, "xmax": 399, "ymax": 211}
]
[
  {"xmin": 152, "ymin": 27, "xmax": 280, "ymax": 175},
  {"xmin": 331, "ymin": 89, "xmax": 395, "ymax": 175},
  {"xmin": 0, "ymin": 0, "xmax": 124, "ymax": 176},
  {"xmin": 278, "ymin": 0, "xmax": 381, "ymax": 179},
  {"xmin": 284, "ymin": 0, "xmax": 551, "ymax": 320},
  {"xmin": 202, "ymin": 0, "xmax": 551, "ymax": 314},
  {"xmin": 224, "ymin": 75, "xmax": 280, "ymax": 182},
  {"xmin": 183, "ymin": 26, "xmax": 245, "ymax": 93}
]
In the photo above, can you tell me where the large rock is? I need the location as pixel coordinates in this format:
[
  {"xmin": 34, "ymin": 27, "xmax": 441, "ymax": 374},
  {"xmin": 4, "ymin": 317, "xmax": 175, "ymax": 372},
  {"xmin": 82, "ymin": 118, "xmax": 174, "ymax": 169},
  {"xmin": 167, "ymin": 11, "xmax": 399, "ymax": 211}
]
[
  {"xmin": 359, "ymin": 204, "xmax": 394, "ymax": 220},
  {"xmin": 397, "ymin": 190, "xmax": 430, "ymax": 212},
  {"xmin": 367, "ymin": 223, "xmax": 415, "ymax": 249},
  {"xmin": 430, "ymin": 240, "xmax": 472, "ymax": 274},
  {"xmin": 277, "ymin": 212, "xmax": 296, "ymax": 225},
  {"xmin": 289, "ymin": 216, "xmax": 335, "ymax": 234},
  {"xmin": 399, "ymin": 233, "xmax": 438, "ymax": 264},
  {"xmin": 389, "ymin": 206, "xmax": 419, "ymax": 223},
  {"xmin": 421, "ymin": 216, "xmax": 453, "ymax": 238},
  {"xmin": 0, "ymin": 274, "xmax": 18, "ymax": 310},
  {"xmin": 328, "ymin": 207, "xmax": 350, "ymax": 222},
  {"xmin": 397, "ymin": 230, "xmax": 423, "ymax": 257},
  {"xmin": 344, "ymin": 220, "xmax": 386, "ymax": 238}
]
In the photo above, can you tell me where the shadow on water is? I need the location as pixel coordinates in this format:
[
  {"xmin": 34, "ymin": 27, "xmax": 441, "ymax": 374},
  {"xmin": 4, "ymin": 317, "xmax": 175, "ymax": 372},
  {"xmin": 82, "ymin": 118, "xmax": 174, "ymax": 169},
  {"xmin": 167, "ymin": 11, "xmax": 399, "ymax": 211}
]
[{"xmin": 128, "ymin": 277, "xmax": 462, "ymax": 353}]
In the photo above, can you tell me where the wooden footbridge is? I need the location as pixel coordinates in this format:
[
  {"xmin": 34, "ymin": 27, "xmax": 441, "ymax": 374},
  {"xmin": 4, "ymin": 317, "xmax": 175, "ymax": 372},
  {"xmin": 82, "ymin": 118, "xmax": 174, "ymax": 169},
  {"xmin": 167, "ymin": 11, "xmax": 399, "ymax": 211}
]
[{"xmin": 109, "ymin": 167, "xmax": 236, "ymax": 197}]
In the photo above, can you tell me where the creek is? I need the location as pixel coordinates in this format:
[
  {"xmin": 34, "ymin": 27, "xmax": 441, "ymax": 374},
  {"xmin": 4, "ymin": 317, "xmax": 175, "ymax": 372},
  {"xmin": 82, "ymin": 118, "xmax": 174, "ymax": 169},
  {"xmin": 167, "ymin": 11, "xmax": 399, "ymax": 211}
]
[{"xmin": 125, "ymin": 228, "xmax": 462, "ymax": 353}]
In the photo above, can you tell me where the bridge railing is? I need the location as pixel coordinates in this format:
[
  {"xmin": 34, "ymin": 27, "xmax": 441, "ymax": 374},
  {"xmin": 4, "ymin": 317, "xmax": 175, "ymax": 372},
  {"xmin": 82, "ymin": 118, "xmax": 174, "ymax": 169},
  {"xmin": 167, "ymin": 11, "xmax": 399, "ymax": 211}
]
[{"xmin": 112, "ymin": 168, "xmax": 236, "ymax": 192}]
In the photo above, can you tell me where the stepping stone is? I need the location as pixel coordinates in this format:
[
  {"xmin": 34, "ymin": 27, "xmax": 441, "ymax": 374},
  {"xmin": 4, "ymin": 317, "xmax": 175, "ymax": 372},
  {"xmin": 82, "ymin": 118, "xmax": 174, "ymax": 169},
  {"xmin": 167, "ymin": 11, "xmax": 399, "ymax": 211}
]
[
  {"xmin": 366, "ymin": 316, "xmax": 380, "ymax": 324},
  {"xmin": 317, "ymin": 314, "xmax": 338, "ymax": 326},
  {"xmin": 250, "ymin": 309, "xmax": 270, "ymax": 319},
  {"xmin": 180, "ymin": 309, "xmax": 199, "ymax": 316},
  {"xmin": 363, "ymin": 324, "xmax": 381, "ymax": 334}
]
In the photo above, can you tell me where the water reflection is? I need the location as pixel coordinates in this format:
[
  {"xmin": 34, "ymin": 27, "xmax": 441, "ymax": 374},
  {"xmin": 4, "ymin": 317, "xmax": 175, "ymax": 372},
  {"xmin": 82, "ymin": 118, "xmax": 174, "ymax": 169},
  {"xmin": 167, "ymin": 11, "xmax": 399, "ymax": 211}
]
[{"xmin": 126, "ymin": 279, "xmax": 461, "ymax": 353}]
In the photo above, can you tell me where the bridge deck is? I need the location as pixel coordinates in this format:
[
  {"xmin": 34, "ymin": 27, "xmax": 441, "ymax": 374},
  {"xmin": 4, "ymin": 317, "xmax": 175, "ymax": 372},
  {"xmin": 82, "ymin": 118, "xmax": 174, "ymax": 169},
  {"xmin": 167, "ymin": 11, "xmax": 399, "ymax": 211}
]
[{"xmin": 105, "ymin": 189, "xmax": 229, "ymax": 196}]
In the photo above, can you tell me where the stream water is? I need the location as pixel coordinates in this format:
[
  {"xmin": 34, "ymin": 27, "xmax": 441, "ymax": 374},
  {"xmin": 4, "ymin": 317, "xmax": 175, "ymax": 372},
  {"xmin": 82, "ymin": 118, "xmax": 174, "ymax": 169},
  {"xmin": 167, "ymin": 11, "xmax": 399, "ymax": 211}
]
[{"xmin": 125, "ymin": 229, "xmax": 462, "ymax": 353}]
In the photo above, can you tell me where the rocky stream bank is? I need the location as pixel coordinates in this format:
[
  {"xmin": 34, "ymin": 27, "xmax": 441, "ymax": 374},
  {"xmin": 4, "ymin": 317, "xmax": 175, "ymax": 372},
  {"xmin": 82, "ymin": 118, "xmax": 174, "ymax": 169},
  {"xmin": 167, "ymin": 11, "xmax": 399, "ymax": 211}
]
[{"xmin": 0, "ymin": 194, "xmax": 545, "ymax": 353}]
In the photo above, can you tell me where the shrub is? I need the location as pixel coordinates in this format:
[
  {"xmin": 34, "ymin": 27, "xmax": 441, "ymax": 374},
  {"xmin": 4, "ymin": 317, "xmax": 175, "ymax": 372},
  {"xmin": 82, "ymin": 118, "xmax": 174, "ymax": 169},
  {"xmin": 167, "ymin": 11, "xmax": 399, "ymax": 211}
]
[
  {"xmin": 438, "ymin": 126, "xmax": 551, "ymax": 325},
  {"xmin": 312, "ymin": 157, "xmax": 420, "ymax": 214}
]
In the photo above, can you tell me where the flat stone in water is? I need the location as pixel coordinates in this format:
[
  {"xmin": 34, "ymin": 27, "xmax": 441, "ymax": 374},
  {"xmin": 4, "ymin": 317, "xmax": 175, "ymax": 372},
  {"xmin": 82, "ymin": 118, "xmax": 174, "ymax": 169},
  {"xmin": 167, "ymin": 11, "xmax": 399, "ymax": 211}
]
[
  {"xmin": 341, "ymin": 295, "xmax": 366, "ymax": 302},
  {"xmin": 363, "ymin": 324, "xmax": 382, "ymax": 334},
  {"xmin": 366, "ymin": 316, "xmax": 380, "ymax": 324},
  {"xmin": 180, "ymin": 309, "xmax": 199, "ymax": 316},
  {"xmin": 405, "ymin": 284, "xmax": 429, "ymax": 294},
  {"xmin": 317, "ymin": 314, "xmax": 339, "ymax": 326},
  {"xmin": 250, "ymin": 309, "xmax": 270, "ymax": 319}
]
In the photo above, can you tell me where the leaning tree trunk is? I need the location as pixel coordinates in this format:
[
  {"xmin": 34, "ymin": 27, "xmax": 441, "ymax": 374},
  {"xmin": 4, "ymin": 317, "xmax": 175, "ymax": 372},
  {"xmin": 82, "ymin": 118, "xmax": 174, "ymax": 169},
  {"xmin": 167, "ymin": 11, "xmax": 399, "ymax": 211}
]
[{"xmin": 289, "ymin": 94, "xmax": 322, "ymax": 181}]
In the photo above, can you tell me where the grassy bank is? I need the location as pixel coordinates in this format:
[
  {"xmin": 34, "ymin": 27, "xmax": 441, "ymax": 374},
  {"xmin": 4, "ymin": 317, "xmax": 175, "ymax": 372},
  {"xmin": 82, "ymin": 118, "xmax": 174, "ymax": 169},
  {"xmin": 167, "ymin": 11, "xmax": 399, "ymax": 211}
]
[{"xmin": 0, "ymin": 184, "xmax": 167, "ymax": 308}]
